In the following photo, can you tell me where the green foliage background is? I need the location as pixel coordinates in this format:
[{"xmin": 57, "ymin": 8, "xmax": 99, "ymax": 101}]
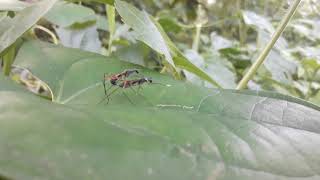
[{"xmin": 38, "ymin": 0, "xmax": 320, "ymax": 104}]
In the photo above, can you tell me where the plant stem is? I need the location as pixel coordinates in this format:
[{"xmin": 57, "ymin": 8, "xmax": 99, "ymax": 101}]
[
  {"xmin": 236, "ymin": 0, "xmax": 301, "ymax": 90},
  {"xmin": 238, "ymin": 0, "xmax": 247, "ymax": 45},
  {"xmin": 160, "ymin": 66, "xmax": 167, "ymax": 74},
  {"xmin": 192, "ymin": 24, "xmax": 202, "ymax": 52},
  {"xmin": 106, "ymin": 4, "xmax": 115, "ymax": 56},
  {"xmin": 2, "ymin": 46, "xmax": 15, "ymax": 76}
]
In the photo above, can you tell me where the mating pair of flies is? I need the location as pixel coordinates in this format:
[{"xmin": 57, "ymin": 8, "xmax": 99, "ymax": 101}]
[{"xmin": 99, "ymin": 69, "xmax": 159, "ymax": 104}]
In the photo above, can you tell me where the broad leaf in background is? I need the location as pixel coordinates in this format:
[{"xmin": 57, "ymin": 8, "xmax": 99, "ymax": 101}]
[
  {"xmin": 289, "ymin": 19, "xmax": 320, "ymax": 42},
  {"xmin": 242, "ymin": 10, "xmax": 289, "ymax": 54},
  {"xmin": 183, "ymin": 49, "xmax": 209, "ymax": 87},
  {"xmin": 184, "ymin": 49, "xmax": 236, "ymax": 88},
  {"xmin": 3, "ymin": 39, "xmax": 320, "ymax": 179},
  {"xmin": 45, "ymin": 1, "xmax": 101, "ymax": 53},
  {"xmin": 210, "ymin": 32, "xmax": 234, "ymax": 51},
  {"xmin": 261, "ymin": 50, "xmax": 297, "ymax": 84},
  {"xmin": 114, "ymin": 0, "xmax": 174, "ymax": 66},
  {"xmin": 96, "ymin": 15, "xmax": 109, "ymax": 31},
  {"xmin": 45, "ymin": 1, "xmax": 96, "ymax": 28},
  {"xmin": 219, "ymin": 47, "xmax": 252, "ymax": 69},
  {"xmin": 0, "ymin": 0, "xmax": 30, "ymax": 11},
  {"xmin": 0, "ymin": 0, "xmax": 57, "ymax": 53},
  {"xmin": 55, "ymin": 25, "xmax": 101, "ymax": 53},
  {"xmin": 158, "ymin": 17, "xmax": 182, "ymax": 34},
  {"xmin": 257, "ymin": 29, "xmax": 288, "ymax": 50},
  {"xmin": 151, "ymin": 16, "xmax": 222, "ymax": 87},
  {"xmin": 256, "ymin": 30, "xmax": 298, "ymax": 84},
  {"xmin": 242, "ymin": 10, "xmax": 275, "ymax": 33},
  {"xmin": 113, "ymin": 42, "xmax": 149, "ymax": 66},
  {"xmin": 113, "ymin": 24, "xmax": 136, "ymax": 42},
  {"xmin": 293, "ymin": 46, "xmax": 320, "ymax": 60}
]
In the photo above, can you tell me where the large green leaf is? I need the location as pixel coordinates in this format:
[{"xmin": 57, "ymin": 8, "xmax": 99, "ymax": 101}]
[
  {"xmin": 0, "ymin": 0, "xmax": 57, "ymax": 53},
  {"xmin": 2, "ymin": 89, "xmax": 319, "ymax": 180},
  {"xmin": 0, "ymin": 75, "xmax": 26, "ymax": 92},
  {"xmin": 4, "ymin": 40, "xmax": 320, "ymax": 179}
]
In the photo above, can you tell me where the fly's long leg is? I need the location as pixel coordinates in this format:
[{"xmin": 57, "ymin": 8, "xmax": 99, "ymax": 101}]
[
  {"xmin": 99, "ymin": 74, "xmax": 157, "ymax": 105},
  {"xmin": 121, "ymin": 91, "xmax": 135, "ymax": 105},
  {"xmin": 103, "ymin": 73, "xmax": 108, "ymax": 95},
  {"xmin": 128, "ymin": 86, "xmax": 153, "ymax": 106},
  {"xmin": 98, "ymin": 86, "xmax": 121, "ymax": 104},
  {"xmin": 103, "ymin": 80, "xmax": 107, "ymax": 95},
  {"xmin": 104, "ymin": 83, "xmax": 114, "ymax": 96},
  {"xmin": 137, "ymin": 84, "xmax": 143, "ymax": 94}
]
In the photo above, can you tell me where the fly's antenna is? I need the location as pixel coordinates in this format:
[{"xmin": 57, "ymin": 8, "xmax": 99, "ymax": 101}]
[
  {"xmin": 143, "ymin": 77, "xmax": 171, "ymax": 87},
  {"xmin": 152, "ymin": 81, "xmax": 171, "ymax": 87},
  {"xmin": 125, "ymin": 69, "xmax": 140, "ymax": 76}
]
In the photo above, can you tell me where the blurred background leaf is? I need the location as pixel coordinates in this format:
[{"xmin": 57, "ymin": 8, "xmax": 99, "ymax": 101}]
[
  {"xmin": 0, "ymin": 0, "xmax": 57, "ymax": 53},
  {"xmin": 45, "ymin": 1, "xmax": 96, "ymax": 28},
  {"xmin": 114, "ymin": 0, "xmax": 174, "ymax": 66},
  {"xmin": 0, "ymin": 0, "xmax": 31, "ymax": 11}
]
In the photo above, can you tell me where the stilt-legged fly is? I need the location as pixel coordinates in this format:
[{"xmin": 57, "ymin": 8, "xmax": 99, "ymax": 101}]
[
  {"xmin": 99, "ymin": 77, "xmax": 153, "ymax": 104},
  {"xmin": 100, "ymin": 69, "xmax": 171, "ymax": 105},
  {"xmin": 103, "ymin": 69, "xmax": 139, "ymax": 95}
]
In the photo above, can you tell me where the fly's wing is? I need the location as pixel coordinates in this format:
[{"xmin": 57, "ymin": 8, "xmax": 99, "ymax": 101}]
[
  {"xmin": 125, "ymin": 69, "xmax": 140, "ymax": 77},
  {"xmin": 126, "ymin": 73, "xmax": 144, "ymax": 80}
]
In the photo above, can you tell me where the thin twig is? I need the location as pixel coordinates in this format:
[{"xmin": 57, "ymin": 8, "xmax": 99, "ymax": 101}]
[{"xmin": 236, "ymin": 0, "xmax": 301, "ymax": 90}]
